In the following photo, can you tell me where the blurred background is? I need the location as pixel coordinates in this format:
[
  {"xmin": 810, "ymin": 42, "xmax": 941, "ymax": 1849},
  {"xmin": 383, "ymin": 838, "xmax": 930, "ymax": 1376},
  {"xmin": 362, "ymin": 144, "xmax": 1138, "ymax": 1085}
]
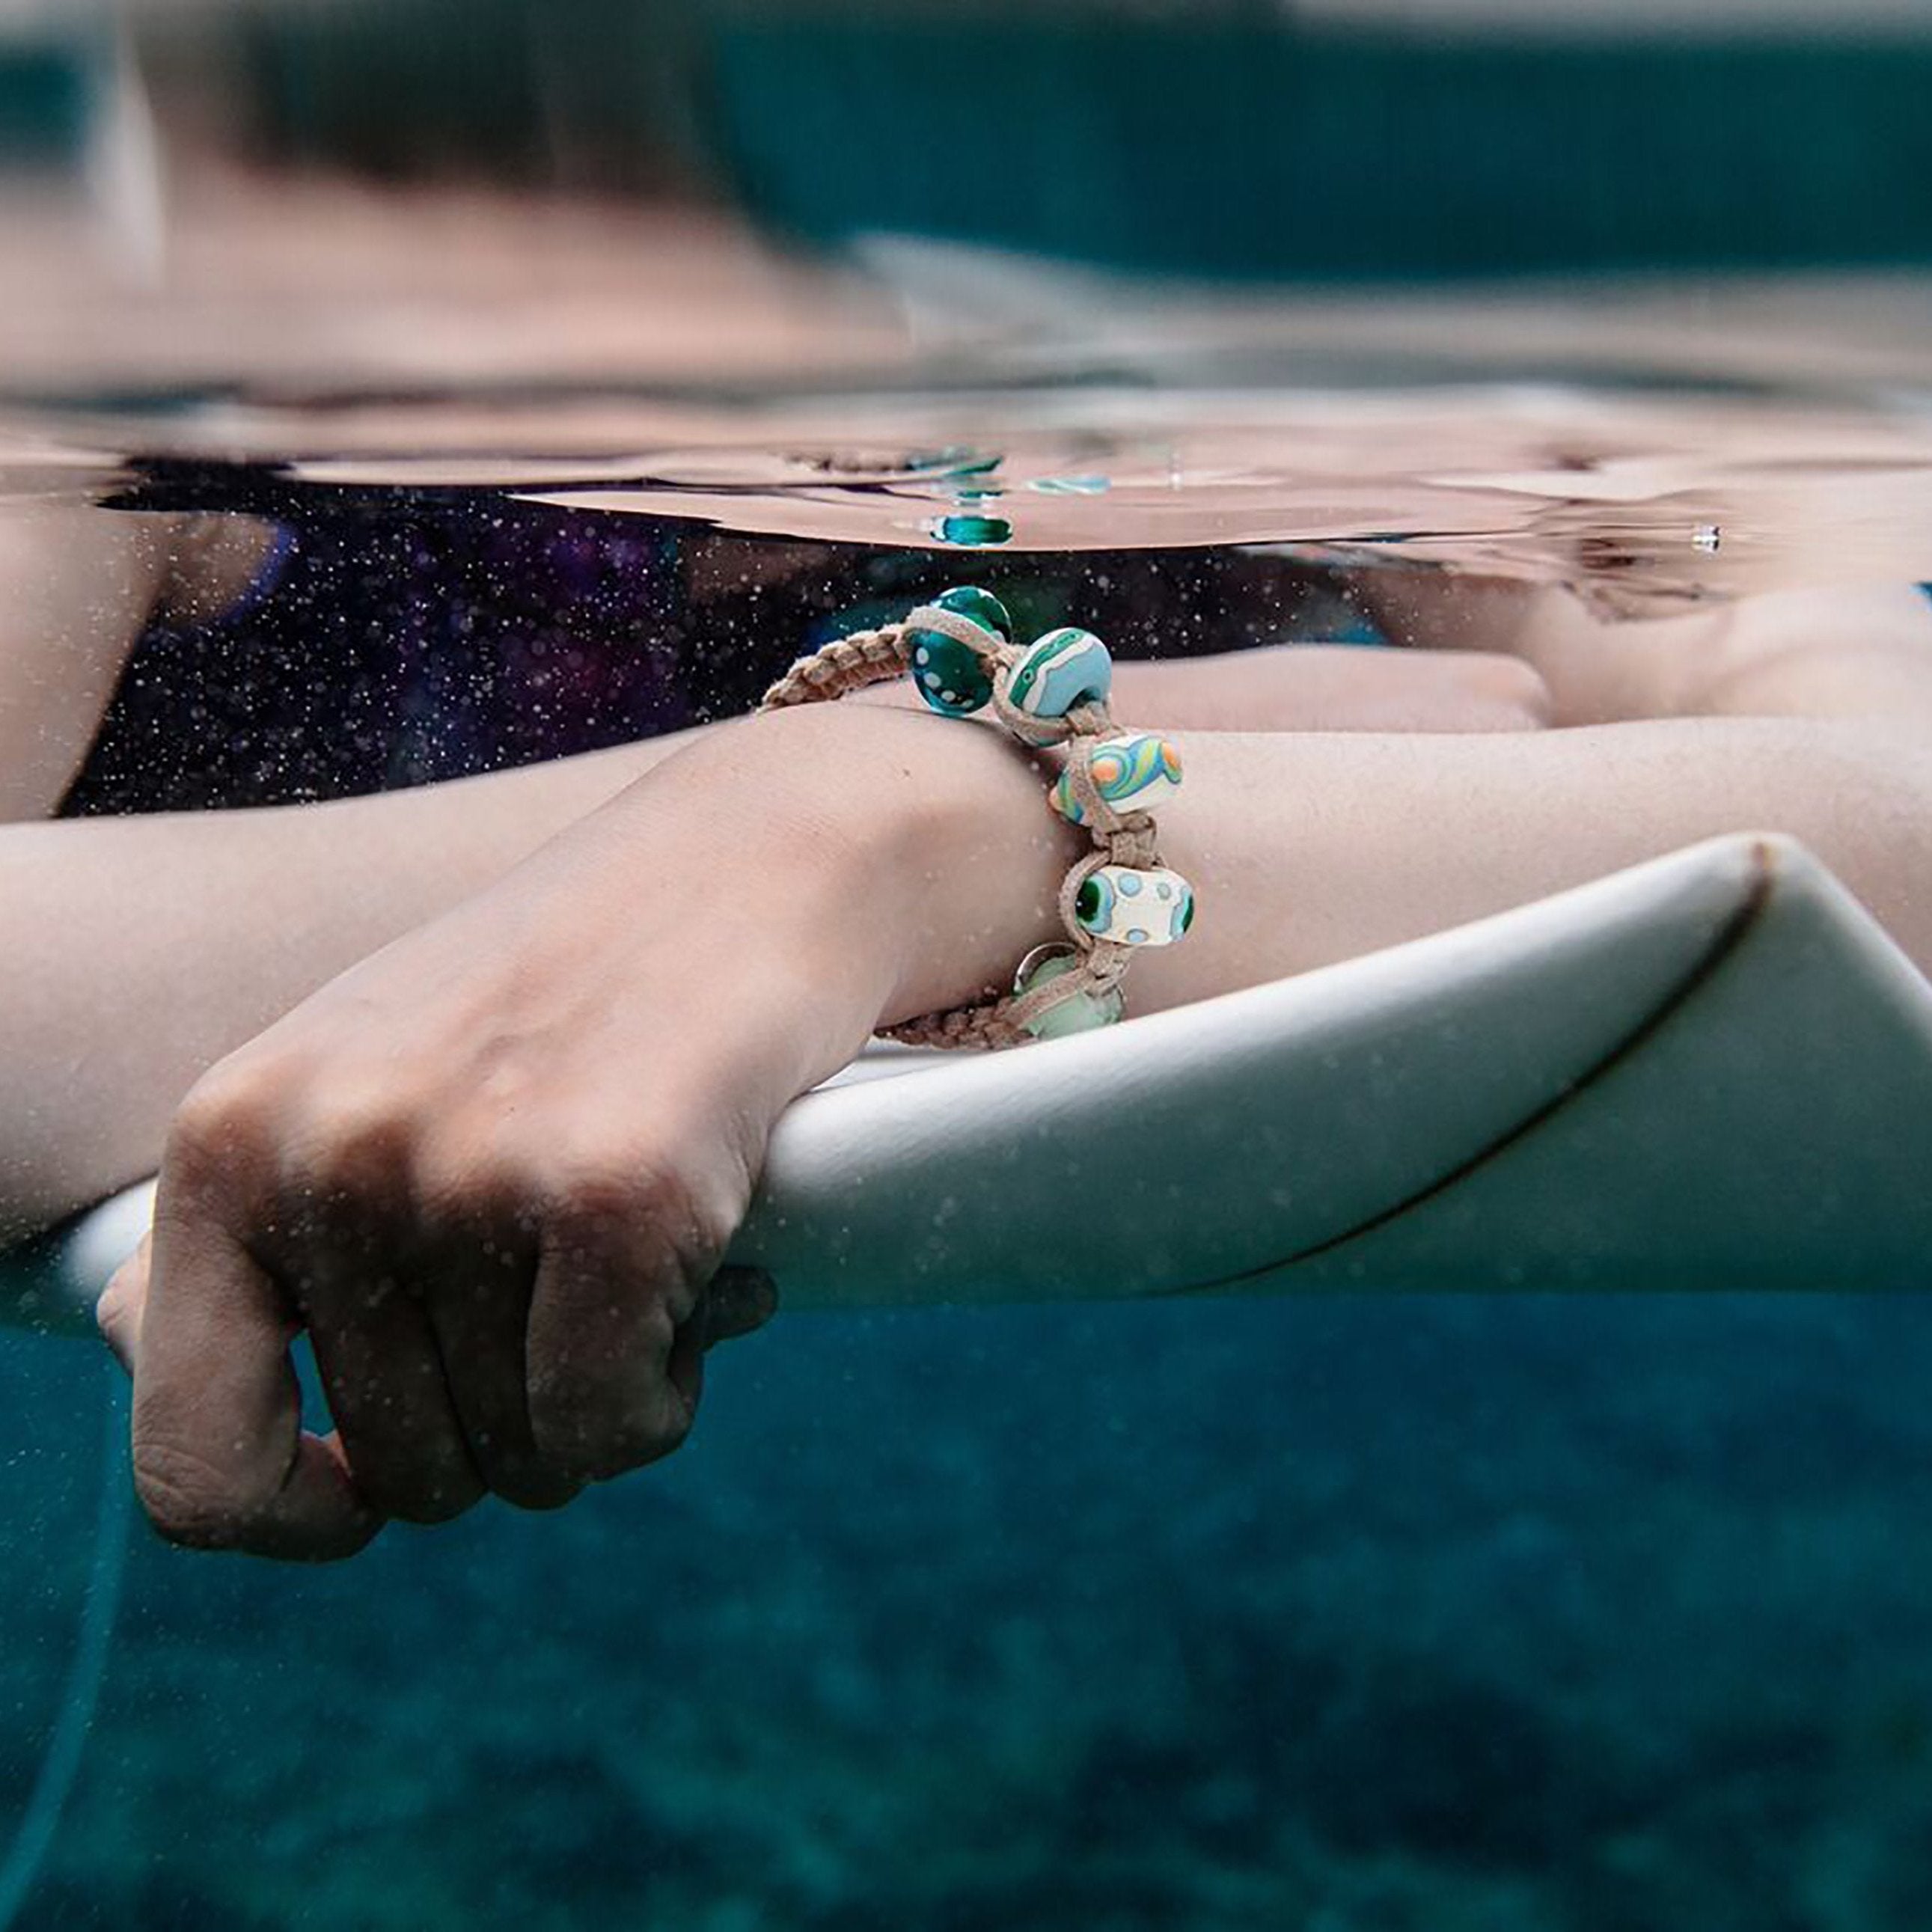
[{"xmin": 7, "ymin": 0, "xmax": 1932, "ymax": 397}]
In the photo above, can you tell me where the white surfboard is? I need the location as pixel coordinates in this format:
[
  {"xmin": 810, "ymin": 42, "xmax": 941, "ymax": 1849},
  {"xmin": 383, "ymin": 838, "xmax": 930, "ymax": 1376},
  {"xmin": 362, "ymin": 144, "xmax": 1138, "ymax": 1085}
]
[{"xmin": 7, "ymin": 831, "xmax": 1931, "ymax": 1331}]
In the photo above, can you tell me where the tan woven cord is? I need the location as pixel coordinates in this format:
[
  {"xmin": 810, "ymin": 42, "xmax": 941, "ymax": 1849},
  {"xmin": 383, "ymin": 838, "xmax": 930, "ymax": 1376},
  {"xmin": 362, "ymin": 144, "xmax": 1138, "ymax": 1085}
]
[
  {"xmin": 759, "ymin": 624, "xmax": 912, "ymax": 709},
  {"xmin": 759, "ymin": 606, "xmax": 1173, "ymax": 1051}
]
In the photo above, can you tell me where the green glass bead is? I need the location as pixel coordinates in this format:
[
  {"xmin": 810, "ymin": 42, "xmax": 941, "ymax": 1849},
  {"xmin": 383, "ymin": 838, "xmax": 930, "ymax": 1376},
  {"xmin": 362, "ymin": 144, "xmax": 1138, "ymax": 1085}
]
[
  {"xmin": 1014, "ymin": 946, "xmax": 1123, "ymax": 1040},
  {"xmin": 934, "ymin": 584, "xmax": 1012, "ymax": 643},
  {"xmin": 933, "ymin": 513, "xmax": 1012, "ymax": 548},
  {"xmin": 1075, "ymin": 877, "xmax": 1103, "ymax": 924},
  {"xmin": 905, "ymin": 585, "xmax": 1011, "ymax": 718}
]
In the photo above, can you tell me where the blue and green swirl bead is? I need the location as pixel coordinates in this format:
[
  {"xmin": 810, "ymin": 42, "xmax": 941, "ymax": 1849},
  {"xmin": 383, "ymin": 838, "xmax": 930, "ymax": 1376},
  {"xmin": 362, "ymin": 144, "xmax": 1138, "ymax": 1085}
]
[
  {"xmin": 1005, "ymin": 626, "xmax": 1113, "ymax": 743},
  {"xmin": 1050, "ymin": 731, "xmax": 1183, "ymax": 825}
]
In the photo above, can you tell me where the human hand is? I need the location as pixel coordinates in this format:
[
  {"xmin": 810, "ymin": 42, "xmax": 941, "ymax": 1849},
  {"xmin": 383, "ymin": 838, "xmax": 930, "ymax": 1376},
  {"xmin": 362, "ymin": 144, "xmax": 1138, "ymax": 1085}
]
[{"xmin": 96, "ymin": 703, "xmax": 1007, "ymax": 1559}]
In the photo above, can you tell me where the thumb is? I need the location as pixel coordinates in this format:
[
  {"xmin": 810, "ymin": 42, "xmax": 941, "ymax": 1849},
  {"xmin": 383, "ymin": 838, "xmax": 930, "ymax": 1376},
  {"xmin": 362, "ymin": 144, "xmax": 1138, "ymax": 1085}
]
[{"xmin": 96, "ymin": 1233, "xmax": 152, "ymax": 1378}]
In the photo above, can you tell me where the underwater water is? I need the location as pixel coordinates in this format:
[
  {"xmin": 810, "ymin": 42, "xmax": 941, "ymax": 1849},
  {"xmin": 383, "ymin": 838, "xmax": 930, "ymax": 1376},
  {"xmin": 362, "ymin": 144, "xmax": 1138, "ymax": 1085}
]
[{"xmin": 4, "ymin": 376, "xmax": 1932, "ymax": 1929}]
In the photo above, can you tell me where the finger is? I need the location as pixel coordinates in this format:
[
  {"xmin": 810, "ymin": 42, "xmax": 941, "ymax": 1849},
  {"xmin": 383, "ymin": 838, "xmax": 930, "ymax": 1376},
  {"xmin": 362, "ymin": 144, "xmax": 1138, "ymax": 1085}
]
[
  {"xmin": 302, "ymin": 1271, "xmax": 488, "ymax": 1526},
  {"xmin": 135, "ymin": 1184, "xmax": 379, "ymax": 1560},
  {"xmin": 702, "ymin": 1267, "xmax": 779, "ymax": 1345},
  {"xmin": 421, "ymin": 1257, "xmax": 584, "ymax": 1512},
  {"xmin": 97, "ymin": 1234, "xmax": 151, "ymax": 1378},
  {"xmin": 525, "ymin": 1202, "xmax": 705, "ymax": 1482},
  {"xmin": 656, "ymin": 1268, "xmax": 777, "ymax": 1424}
]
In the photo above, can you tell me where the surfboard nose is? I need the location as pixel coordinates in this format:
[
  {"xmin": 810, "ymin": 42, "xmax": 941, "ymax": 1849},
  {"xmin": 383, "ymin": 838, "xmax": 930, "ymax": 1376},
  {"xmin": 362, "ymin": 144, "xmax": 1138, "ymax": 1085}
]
[{"xmin": 732, "ymin": 834, "xmax": 1932, "ymax": 1306}]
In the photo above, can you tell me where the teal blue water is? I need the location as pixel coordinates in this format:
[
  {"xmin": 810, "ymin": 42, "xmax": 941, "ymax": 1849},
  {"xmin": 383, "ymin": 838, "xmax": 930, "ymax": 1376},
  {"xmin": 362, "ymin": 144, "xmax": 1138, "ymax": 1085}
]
[{"xmin": 9, "ymin": 1292, "xmax": 1932, "ymax": 1929}]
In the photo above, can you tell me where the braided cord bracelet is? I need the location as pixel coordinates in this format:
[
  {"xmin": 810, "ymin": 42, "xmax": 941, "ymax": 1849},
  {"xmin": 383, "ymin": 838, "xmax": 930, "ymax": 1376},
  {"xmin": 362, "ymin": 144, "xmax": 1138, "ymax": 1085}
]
[{"xmin": 759, "ymin": 587, "xmax": 1193, "ymax": 1050}]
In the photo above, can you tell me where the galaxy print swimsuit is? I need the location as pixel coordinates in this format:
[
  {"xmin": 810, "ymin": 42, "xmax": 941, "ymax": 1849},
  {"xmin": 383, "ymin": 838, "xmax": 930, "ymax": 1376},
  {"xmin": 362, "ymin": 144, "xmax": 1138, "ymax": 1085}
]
[{"xmin": 61, "ymin": 467, "xmax": 1366, "ymax": 818}]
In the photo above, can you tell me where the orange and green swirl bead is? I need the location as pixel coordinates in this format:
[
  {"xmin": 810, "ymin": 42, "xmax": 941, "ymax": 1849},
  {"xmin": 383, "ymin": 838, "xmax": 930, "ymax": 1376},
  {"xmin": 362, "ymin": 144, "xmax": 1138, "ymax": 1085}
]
[{"xmin": 1050, "ymin": 731, "xmax": 1182, "ymax": 825}]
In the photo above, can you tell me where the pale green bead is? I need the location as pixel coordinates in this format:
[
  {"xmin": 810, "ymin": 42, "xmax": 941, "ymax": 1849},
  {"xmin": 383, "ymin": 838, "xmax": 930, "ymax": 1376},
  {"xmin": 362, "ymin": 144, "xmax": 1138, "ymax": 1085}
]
[{"xmin": 1014, "ymin": 946, "xmax": 1123, "ymax": 1039}]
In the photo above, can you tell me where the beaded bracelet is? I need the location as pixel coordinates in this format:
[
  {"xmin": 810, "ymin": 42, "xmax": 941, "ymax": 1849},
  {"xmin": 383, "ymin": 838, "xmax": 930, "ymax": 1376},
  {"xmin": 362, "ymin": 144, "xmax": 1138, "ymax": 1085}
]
[{"xmin": 759, "ymin": 587, "xmax": 1193, "ymax": 1051}]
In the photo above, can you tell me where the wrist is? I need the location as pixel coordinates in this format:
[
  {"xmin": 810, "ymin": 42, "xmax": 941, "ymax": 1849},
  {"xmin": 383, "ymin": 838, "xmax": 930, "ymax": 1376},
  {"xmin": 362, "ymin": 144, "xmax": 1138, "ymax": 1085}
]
[
  {"xmin": 867, "ymin": 712, "xmax": 1083, "ymax": 1026},
  {"xmin": 664, "ymin": 700, "xmax": 1079, "ymax": 1034}
]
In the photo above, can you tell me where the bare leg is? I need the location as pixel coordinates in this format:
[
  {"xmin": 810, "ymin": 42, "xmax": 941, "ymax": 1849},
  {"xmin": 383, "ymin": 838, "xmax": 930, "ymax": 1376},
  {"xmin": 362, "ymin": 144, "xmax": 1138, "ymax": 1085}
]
[
  {"xmin": 1356, "ymin": 573, "xmax": 1932, "ymax": 727},
  {"xmin": 0, "ymin": 510, "xmax": 279, "ymax": 822},
  {"xmin": 863, "ymin": 646, "xmax": 1553, "ymax": 733}
]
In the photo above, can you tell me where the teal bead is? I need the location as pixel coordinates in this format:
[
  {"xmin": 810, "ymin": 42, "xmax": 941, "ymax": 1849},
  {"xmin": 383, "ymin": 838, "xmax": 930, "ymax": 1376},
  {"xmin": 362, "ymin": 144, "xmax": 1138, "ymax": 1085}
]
[
  {"xmin": 908, "ymin": 635, "xmax": 991, "ymax": 715},
  {"xmin": 908, "ymin": 447, "xmax": 1003, "ymax": 478},
  {"xmin": 933, "ymin": 513, "xmax": 1012, "ymax": 548},
  {"xmin": 1006, "ymin": 626, "xmax": 1113, "ymax": 744},
  {"xmin": 905, "ymin": 585, "xmax": 1012, "ymax": 717},
  {"xmin": 933, "ymin": 584, "xmax": 1012, "ymax": 643},
  {"xmin": 1014, "ymin": 946, "xmax": 1123, "ymax": 1040}
]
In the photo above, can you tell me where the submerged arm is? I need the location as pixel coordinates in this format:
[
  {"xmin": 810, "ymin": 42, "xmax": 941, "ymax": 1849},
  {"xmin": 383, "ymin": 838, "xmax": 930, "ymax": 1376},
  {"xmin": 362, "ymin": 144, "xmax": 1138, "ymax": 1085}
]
[
  {"xmin": 100, "ymin": 694, "xmax": 1932, "ymax": 1557},
  {"xmin": 0, "ymin": 733, "xmax": 685, "ymax": 1241},
  {"xmin": 0, "ymin": 644, "xmax": 1546, "ymax": 1243}
]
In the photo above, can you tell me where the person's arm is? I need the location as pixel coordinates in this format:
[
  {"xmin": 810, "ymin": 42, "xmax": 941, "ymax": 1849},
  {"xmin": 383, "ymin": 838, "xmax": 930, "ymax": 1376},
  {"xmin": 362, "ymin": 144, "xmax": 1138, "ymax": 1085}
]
[
  {"xmin": 97, "ymin": 694, "xmax": 1932, "ymax": 1559},
  {"xmin": 0, "ymin": 644, "xmax": 1544, "ymax": 1244},
  {"xmin": 0, "ymin": 732, "xmax": 687, "ymax": 1243}
]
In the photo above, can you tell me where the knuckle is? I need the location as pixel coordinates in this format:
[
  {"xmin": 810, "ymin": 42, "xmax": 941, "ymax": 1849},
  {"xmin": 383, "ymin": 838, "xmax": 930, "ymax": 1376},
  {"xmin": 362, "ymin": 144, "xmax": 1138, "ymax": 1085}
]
[
  {"xmin": 410, "ymin": 1114, "xmax": 520, "ymax": 1226},
  {"xmin": 544, "ymin": 1141, "xmax": 726, "ymax": 1260},
  {"xmin": 546, "ymin": 1150, "xmax": 661, "ymax": 1229},
  {"xmin": 168, "ymin": 1057, "xmax": 278, "ymax": 1176},
  {"xmin": 295, "ymin": 1080, "xmax": 417, "ymax": 1195}
]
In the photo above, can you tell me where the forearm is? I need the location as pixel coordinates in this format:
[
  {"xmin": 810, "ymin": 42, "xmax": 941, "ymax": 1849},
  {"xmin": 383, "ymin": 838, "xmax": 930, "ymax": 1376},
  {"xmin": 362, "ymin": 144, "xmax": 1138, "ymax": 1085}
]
[
  {"xmin": 829, "ymin": 709, "xmax": 1932, "ymax": 1021},
  {"xmin": 102, "ymin": 698, "xmax": 1932, "ymax": 1559},
  {"xmin": 12, "ymin": 696, "xmax": 1928, "ymax": 1239},
  {"xmin": 0, "ymin": 733, "xmax": 684, "ymax": 1237}
]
